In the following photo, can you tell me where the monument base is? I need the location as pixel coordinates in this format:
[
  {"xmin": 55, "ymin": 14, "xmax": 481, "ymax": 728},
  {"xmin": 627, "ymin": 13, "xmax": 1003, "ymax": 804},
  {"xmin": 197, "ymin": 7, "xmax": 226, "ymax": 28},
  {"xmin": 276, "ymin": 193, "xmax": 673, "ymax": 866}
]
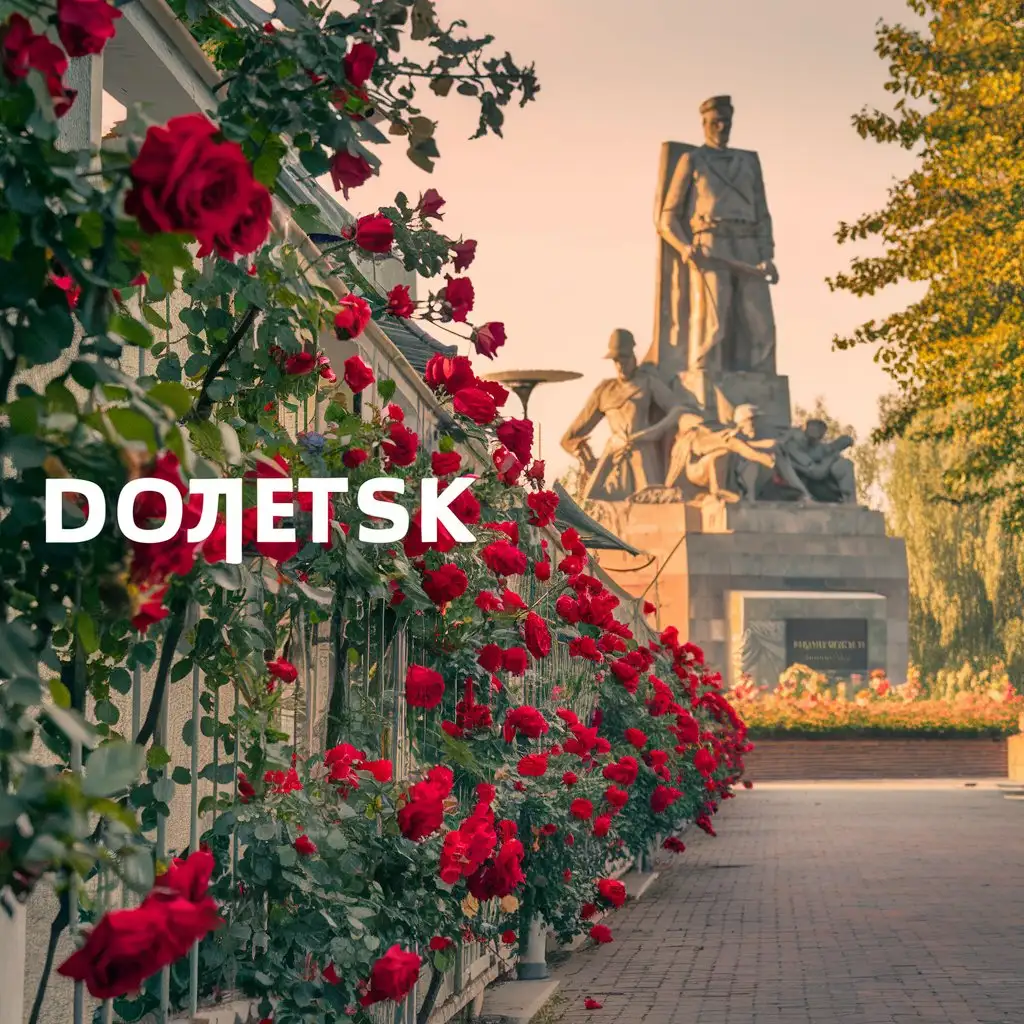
[
  {"xmin": 677, "ymin": 370, "xmax": 792, "ymax": 434},
  {"xmin": 594, "ymin": 499, "xmax": 909, "ymax": 686}
]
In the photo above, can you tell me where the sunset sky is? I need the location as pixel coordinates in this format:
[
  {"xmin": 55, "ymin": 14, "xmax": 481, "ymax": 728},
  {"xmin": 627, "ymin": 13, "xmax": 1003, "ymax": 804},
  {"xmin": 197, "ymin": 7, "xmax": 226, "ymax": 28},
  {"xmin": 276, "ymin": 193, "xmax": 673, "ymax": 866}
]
[{"xmin": 344, "ymin": 0, "xmax": 925, "ymax": 477}]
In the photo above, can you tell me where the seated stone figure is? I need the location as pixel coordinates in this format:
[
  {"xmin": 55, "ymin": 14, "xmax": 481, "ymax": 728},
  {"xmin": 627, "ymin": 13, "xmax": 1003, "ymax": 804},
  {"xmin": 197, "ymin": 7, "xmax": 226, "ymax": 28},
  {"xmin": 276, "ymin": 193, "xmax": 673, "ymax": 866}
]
[
  {"xmin": 777, "ymin": 418, "xmax": 856, "ymax": 504},
  {"xmin": 726, "ymin": 404, "xmax": 812, "ymax": 502}
]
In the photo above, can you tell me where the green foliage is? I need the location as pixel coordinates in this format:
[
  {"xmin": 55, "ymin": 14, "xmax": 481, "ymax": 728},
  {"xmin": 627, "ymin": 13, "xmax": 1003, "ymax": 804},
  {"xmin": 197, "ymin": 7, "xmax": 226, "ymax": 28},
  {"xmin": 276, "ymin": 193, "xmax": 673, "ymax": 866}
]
[{"xmin": 830, "ymin": 0, "xmax": 1024, "ymax": 525}]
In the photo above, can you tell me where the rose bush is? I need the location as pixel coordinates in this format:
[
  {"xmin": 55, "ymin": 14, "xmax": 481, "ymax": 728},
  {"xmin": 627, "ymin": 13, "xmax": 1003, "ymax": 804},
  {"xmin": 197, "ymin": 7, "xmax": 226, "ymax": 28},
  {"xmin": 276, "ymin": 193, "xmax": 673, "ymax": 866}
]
[{"xmin": 0, "ymin": 2, "xmax": 748, "ymax": 1023}]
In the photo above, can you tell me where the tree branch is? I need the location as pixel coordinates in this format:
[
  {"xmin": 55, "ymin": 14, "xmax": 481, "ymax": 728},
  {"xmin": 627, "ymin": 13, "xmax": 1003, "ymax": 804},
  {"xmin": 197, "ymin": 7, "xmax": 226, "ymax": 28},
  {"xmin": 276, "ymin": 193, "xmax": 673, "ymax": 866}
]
[
  {"xmin": 186, "ymin": 306, "xmax": 260, "ymax": 423},
  {"xmin": 134, "ymin": 599, "xmax": 187, "ymax": 746}
]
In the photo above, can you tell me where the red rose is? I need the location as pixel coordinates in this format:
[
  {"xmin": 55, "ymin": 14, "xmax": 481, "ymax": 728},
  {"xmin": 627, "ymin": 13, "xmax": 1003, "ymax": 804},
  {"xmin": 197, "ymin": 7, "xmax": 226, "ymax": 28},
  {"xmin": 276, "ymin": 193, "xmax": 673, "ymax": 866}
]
[
  {"xmin": 335, "ymin": 295, "xmax": 372, "ymax": 339},
  {"xmin": 343, "ymin": 354, "xmax": 375, "ymax": 393},
  {"xmin": 405, "ymin": 665, "xmax": 445, "ymax": 708},
  {"xmin": 294, "ymin": 834, "xmax": 317, "ymax": 856},
  {"xmin": 422, "ymin": 563, "xmax": 468, "ymax": 607},
  {"xmin": 475, "ymin": 591, "xmax": 503, "ymax": 613},
  {"xmin": 570, "ymin": 798, "xmax": 593, "ymax": 820},
  {"xmin": 382, "ymin": 422, "xmax": 419, "ymax": 467},
  {"xmin": 533, "ymin": 559, "xmax": 551, "ymax": 582},
  {"xmin": 57, "ymin": 0, "xmax": 121, "ymax": 57},
  {"xmin": 360, "ymin": 759, "xmax": 393, "ymax": 782},
  {"xmin": 501, "ymin": 929, "xmax": 517, "ymax": 945},
  {"xmin": 453, "ymin": 387, "xmax": 497, "ymax": 425},
  {"xmin": 650, "ymin": 785, "xmax": 683, "ymax": 813},
  {"xmin": 694, "ymin": 747, "xmax": 718, "ymax": 778},
  {"xmin": 585, "ymin": 998, "xmax": 604, "ymax": 1010},
  {"xmin": 343, "ymin": 447, "xmax": 369, "ymax": 468},
  {"xmin": 526, "ymin": 459, "xmax": 546, "ymax": 484},
  {"xmin": 517, "ymin": 753, "xmax": 548, "ymax": 777},
  {"xmin": 344, "ymin": 40, "xmax": 377, "ymax": 86},
  {"xmin": 663, "ymin": 836, "xmax": 686, "ymax": 853},
  {"xmin": 361, "ymin": 945, "xmax": 421, "ymax": 1006},
  {"xmin": 424, "ymin": 354, "xmax": 476, "ymax": 396},
  {"xmin": 477, "ymin": 643, "xmax": 503, "ymax": 673},
  {"xmin": 2, "ymin": 15, "xmax": 77, "ymax": 118},
  {"xmin": 431, "ymin": 450, "xmax": 462, "ymax": 475},
  {"xmin": 198, "ymin": 179, "xmax": 271, "ymax": 260},
  {"xmin": 526, "ymin": 489, "xmax": 559, "ymax": 528},
  {"xmin": 126, "ymin": 115, "xmax": 254, "ymax": 253},
  {"xmin": 523, "ymin": 612, "xmax": 551, "ymax": 660},
  {"xmin": 496, "ymin": 419, "xmax": 533, "ymax": 464},
  {"xmin": 482, "ymin": 540, "xmax": 527, "ymax": 577},
  {"xmin": 581, "ymin": 902, "xmax": 598, "ymax": 919},
  {"xmin": 624, "ymin": 727, "xmax": 648, "ymax": 749},
  {"xmin": 589, "ymin": 924, "xmax": 613, "ymax": 944},
  {"xmin": 502, "ymin": 647, "xmax": 528, "ymax": 676},
  {"xmin": 267, "ymin": 658, "xmax": 298, "ymax": 683},
  {"xmin": 502, "ymin": 704, "xmax": 548, "ymax": 742},
  {"xmin": 418, "ymin": 187, "xmax": 446, "ymax": 219},
  {"xmin": 329, "ymin": 150, "xmax": 374, "ymax": 197},
  {"xmin": 56, "ymin": 898, "xmax": 216, "ymax": 999},
  {"xmin": 354, "ymin": 212, "xmax": 394, "ymax": 253},
  {"xmin": 597, "ymin": 878, "xmax": 626, "ymax": 908},
  {"xmin": 450, "ymin": 487, "xmax": 481, "ymax": 525},
  {"xmin": 387, "ymin": 283, "xmax": 415, "ymax": 318},
  {"xmin": 643, "ymin": 600, "xmax": 656, "ymax": 615},
  {"xmin": 451, "ymin": 239, "xmax": 477, "ymax": 272},
  {"xmin": 429, "ymin": 936, "xmax": 453, "ymax": 952},
  {"xmin": 442, "ymin": 275, "xmax": 474, "ymax": 322},
  {"xmin": 472, "ymin": 322, "xmax": 506, "ymax": 359},
  {"xmin": 604, "ymin": 786, "xmax": 628, "ymax": 810},
  {"xmin": 593, "ymin": 815, "xmax": 611, "ymax": 837},
  {"xmin": 285, "ymin": 351, "xmax": 316, "ymax": 375},
  {"xmin": 131, "ymin": 589, "xmax": 169, "ymax": 633}
]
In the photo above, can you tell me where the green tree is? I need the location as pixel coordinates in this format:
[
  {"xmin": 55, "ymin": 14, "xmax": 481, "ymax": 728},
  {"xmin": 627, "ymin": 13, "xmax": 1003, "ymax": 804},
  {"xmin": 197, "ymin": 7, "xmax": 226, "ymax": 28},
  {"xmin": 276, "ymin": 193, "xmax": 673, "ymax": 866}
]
[
  {"xmin": 884, "ymin": 422, "xmax": 1024, "ymax": 680},
  {"xmin": 829, "ymin": 0, "xmax": 1024, "ymax": 525}
]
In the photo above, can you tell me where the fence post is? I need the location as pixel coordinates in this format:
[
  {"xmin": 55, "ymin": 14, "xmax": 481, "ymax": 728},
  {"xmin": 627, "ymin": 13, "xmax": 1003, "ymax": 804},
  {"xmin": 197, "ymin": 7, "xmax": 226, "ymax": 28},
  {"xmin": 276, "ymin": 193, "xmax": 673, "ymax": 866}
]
[
  {"xmin": 517, "ymin": 915, "xmax": 549, "ymax": 980},
  {"xmin": 0, "ymin": 895, "xmax": 26, "ymax": 1024}
]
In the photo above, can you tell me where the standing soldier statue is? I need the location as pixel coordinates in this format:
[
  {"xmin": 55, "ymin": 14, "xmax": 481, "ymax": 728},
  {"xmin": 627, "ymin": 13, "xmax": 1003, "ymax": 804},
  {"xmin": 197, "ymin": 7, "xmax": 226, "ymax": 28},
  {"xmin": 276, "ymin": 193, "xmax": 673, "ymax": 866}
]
[{"xmin": 654, "ymin": 95, "xmax": 779, "ymax": 375}]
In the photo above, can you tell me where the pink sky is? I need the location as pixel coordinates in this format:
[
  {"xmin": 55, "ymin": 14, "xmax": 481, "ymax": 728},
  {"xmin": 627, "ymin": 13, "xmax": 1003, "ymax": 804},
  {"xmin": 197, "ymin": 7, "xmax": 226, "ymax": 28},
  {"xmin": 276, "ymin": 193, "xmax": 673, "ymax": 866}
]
[{"xmin": 342, "ymin": 0, "xmax": 925, "ymax": 477}]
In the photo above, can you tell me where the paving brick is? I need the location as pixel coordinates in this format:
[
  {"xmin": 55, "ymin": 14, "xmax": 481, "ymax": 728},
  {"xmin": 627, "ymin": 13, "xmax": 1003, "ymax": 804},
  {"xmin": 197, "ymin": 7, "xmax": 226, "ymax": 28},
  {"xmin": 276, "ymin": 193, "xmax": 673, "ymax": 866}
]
[{"xmin": 549, "ymin": 787, "xmax": 1024, "ymax": 1023}]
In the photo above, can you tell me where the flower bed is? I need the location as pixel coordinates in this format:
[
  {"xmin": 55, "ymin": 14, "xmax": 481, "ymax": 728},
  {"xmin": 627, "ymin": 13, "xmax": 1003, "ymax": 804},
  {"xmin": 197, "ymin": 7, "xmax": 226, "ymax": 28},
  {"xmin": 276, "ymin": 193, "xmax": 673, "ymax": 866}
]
[{"xmin": 734, "ymin": 666, "xmax": 1022, "ymax": 740}]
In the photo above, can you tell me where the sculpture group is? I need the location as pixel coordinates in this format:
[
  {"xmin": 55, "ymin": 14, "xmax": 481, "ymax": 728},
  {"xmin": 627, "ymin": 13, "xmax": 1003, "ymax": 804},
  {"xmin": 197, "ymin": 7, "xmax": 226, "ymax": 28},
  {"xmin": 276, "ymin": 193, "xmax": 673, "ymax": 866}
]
[{"xmin": 562, "ymin": 95, "xmax": 856, "ymax": 507}]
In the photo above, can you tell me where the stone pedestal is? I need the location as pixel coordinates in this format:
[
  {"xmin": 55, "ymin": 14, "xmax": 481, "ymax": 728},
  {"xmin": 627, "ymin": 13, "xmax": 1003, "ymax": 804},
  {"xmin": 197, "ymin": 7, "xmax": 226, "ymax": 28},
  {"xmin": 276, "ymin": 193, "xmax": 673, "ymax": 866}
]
[
  {"xmin": 595, "ymin": 500, "xmax": 909, "ymax": 685},
  {"xmin": 677, "ymin": 370, "xmax": 792, "ymax": 435}
]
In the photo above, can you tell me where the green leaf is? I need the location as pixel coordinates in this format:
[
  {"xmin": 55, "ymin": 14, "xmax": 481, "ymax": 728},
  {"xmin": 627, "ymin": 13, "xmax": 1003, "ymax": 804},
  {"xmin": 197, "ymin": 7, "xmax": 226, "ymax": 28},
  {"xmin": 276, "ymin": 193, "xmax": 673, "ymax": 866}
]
[
  {"xmin": 147, "ymin": 745, "xmax": 172, "ymax": 769},
  {"xmin": 48, "ymin": 678, "xmax": 71, "ymax": 709},
  {"xmin": 0, "ymin": 619, "xmax": 39, "ymax": 679},
  {"xmin": 254, "ymin": 821, "xmax": 278, "ymax": 841},
  {"xmin": 141, "ymin": 304, "xmax": 170, "ymax": 331},
  {"xmin": 84, "ymin": 741, "xmax": 146, "ymax": 798},
  {"xmin": 120, "ymin": 847, "xmax": 155, "ymax": 893},
  {"xmin": 106, "ymin": 408, "xmax": 159, "ymax": 452},
  {"xmin": 153, "ymin": 777, "xmax": 176, "ymax": 802},
  {"xmin": 109, "ymin": 667, "xmax": 133, "ymax": 695},
  {"xmin": 94, "ymin": 699, "xmax": 120, "ymax": 725},
  {"xmin": 75, "ymin": 612, "xmax": 99, "ymax": 655},
  {"xmin": 109, "ymin": 314, "xmax": 153, "ymax": 350},
  {"xmin": 299, "ymin": 147, "xmax": 332, "ymax": 176},
  {"xmin": 377, "ymin": 378, "xmax": 397, "ymax": 403},
  {"xmin": 148, "ymin": 382, "xmax": 194, "ymax": 417},
  {"xmin": 172, "ymin": 766, "xmax": 192, "ymax": 785}
]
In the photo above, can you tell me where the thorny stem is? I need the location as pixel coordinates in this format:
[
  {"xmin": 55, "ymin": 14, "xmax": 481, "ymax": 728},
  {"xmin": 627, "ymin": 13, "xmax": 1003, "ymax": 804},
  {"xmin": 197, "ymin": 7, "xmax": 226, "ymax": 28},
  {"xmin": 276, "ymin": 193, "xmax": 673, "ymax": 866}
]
[{"xmin": 187, "ymin": 306, "xmax": 260, "ymax": 422}]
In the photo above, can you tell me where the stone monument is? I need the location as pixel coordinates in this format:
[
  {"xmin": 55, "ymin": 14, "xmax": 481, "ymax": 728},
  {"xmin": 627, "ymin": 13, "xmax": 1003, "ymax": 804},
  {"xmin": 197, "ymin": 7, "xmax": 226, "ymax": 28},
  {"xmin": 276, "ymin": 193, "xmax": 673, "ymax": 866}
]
[{"xmin": 562, "ymin": 95, "xmax": 909, "ymax": 687}]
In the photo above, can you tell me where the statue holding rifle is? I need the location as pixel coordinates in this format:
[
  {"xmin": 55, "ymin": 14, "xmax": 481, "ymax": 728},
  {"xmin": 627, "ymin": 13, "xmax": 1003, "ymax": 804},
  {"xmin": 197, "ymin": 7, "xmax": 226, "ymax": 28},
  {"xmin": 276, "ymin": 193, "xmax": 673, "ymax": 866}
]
[{"xmin": 653, "ymin": 95, "xmax": 778, "ymax": 375}]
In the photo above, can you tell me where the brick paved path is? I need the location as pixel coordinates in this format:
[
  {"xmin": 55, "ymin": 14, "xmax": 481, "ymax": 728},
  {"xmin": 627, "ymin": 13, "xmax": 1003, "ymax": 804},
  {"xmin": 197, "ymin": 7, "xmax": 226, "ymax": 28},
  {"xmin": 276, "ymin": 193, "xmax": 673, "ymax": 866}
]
[{"xmin": 551, "ymin": 787, "xmax": 1024, "ymax": 1024}]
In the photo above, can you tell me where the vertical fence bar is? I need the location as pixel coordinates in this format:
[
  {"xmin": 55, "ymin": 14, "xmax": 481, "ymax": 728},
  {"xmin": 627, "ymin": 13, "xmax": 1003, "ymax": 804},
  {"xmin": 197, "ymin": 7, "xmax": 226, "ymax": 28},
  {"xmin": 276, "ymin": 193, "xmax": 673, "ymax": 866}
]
[{"xmin": 188, "ymin": 650, "xmax": 202, "ymax": 1017}]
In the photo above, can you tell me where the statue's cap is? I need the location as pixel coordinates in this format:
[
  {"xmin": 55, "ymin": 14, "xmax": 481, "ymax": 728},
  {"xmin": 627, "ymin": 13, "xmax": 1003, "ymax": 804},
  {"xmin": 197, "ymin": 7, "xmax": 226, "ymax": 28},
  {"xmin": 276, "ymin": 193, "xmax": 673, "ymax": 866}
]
[
  {"xmin": 734, "ymin": 403, "xmax": 758, "ymax": 419},
  {"xmin": 604, "ymin": 329, "xmax": 636, "ymax": 359},
  {"xmin": 700, "ymin": 95, "xmax": 733, "ymax": 116}
]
